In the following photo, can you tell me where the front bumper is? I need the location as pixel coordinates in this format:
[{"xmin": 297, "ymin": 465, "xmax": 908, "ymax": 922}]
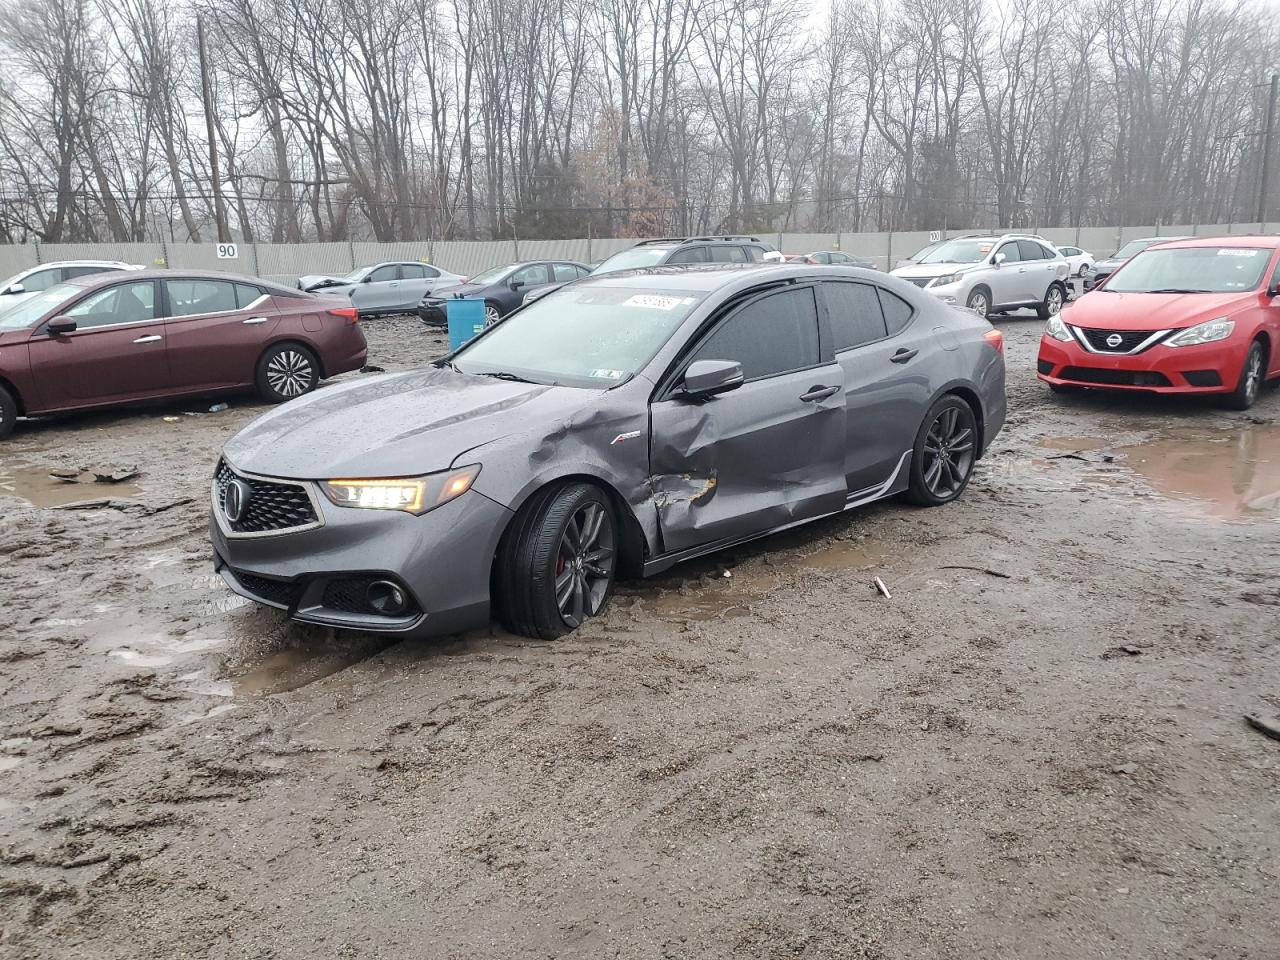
[
  {"xmin": 1037, "ymin": 335, "xmax": 1242, "ymax": 393},
  {"xmin": 211, "ymin": 486, "xmax": 514, "ymax": 638},
  {"xmin": 417, "ymin": 303, "xmax": 446, "ymax": 326}
]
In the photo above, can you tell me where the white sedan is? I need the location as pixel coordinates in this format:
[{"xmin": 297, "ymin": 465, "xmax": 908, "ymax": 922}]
[{"xmin": 1055, "ymin": 245, "xmax": 1095, "ymax": 276}]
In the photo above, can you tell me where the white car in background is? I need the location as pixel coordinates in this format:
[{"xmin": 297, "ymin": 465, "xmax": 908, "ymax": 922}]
[
  {"xmin": 0, "ymin": 261, "xmax": 141, "ymax": 306},
  {"xmin": 1055, "ymin": 244, "xmax": 1095, "ymax": 276}
]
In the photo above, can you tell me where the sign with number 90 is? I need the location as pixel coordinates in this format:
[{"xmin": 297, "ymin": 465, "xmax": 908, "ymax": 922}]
[{"xmin": 216, "ymin": 242, "xmax": 239, "ymax": 259}]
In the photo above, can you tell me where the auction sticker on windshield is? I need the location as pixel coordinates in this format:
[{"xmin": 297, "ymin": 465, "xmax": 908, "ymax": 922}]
[{"xmin": 622, "ymin": 294, "xmax": 698, "ymax": 310}]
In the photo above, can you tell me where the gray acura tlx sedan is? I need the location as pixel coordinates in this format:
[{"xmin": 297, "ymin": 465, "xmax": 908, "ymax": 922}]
[{"xmin": 210, "ymin": 263, "xmax": 1006, "ymax": 639}]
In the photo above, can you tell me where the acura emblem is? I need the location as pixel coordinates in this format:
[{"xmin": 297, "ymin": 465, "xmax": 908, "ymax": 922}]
[
  {"xmin": 223, "ymin": 478, "xmax": 252, "ymax": 523},
  {"xmin": 1105, "ymin": 333, "xmax": 1124, "ymax": 348}
]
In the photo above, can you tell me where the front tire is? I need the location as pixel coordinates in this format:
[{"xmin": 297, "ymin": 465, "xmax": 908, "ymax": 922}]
[
  {"xmin": 966, "ymin": 288, "xmax": 991, "ymax": 319},
  {"xmin": 902, "ymin": 396, "xmax": 978, "ymax": 507},
  {"xmin": 0, "ymin": 384, "xmax": 16, "ymax": 441},
  {"xmin": 484, "ymin": 302, "xmax": 502, "ymax": 327},
  {"xmin": 1222, "ymin": 340, "xmax": 1264, "ymax": 411},
  {"xmin": 1037, "ymin": 283, "xmax": 1066, "ymax": 320},
  {"xmin": 496, "ymin": 483, "xmax": 618, "ymax": 639},
  {"xmin": 255, "ymin": 343, "xmax": 320, "ymax": 403}
]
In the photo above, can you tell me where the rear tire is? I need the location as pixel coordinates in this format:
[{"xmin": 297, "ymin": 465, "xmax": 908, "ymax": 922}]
[
  {"xmin": 484, "ymin": 302, "xmax": 503, "ymax": 327},
  {"xmin": 0, "ymin": 384, "xmax": 16, "ymax": 441},
  {"xmin": 1222, "ymin": 340, "xmax": 1264, "ymax": 411},
  {"xmin": 495, "ymin": 483, "xmax": 618, "ymax": 639},
  {"xmin": 902, "ymin": 395, "xmax": 978, "ymax": 507},
  {"xmin": 1036, "ymin": 283, "xmax": 1066, "ymax": 320},
  {"xmin": 255, "ymin": 343, "xmax": 320, "ymax": 403}
]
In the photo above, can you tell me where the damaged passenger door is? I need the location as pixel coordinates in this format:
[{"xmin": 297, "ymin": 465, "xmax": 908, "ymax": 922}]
[{"xmin": 648, "ymin": 284, "xmax": 848, "ymax": 555}]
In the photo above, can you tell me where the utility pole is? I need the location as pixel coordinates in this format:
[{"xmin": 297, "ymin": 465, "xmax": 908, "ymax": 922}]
[
  {"xmin": 1258, "ymin": 73, "xmax": 1278, "ymax": 225},
  {"xmin": 197, "ymin": 13, "xmax": 230, "ymax": 243}
]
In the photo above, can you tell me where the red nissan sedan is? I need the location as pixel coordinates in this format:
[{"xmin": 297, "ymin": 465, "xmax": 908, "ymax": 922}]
[
  {"xmin": 1037, "ymin": 236, "xmax": 1280, "ymax": 409},
  {"xmin": 0, "ymin": 269, "xmax": 367, "ymax": 439}
]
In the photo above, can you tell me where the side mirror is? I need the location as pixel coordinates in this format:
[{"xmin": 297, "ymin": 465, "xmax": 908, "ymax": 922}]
[
  {"xmin": 993, "ymin": 252, "xmax": 1006, "ymax": 267},
  {"xmin": 2, "ymin": 282, "xmax": 25, "ymax": 296},
  {"xmin": 510, "ymin": 278, "xmax": 525, "ymax": 290},
  {"xmin": 47, "ymin": 315, "xmax": 76, "ymax": 334},
  {"xmin": 682, "ymin": 359, "xmax": 744, "ymax": 398},
  {"xmin": 1268, "ymin": 283, "xmax": 1280, "ymax": 297}
]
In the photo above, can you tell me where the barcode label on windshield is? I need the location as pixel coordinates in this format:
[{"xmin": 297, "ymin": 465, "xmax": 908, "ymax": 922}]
[{"xmin": 622, "ymin": 295, "xmax": 695, "ymax": 310}]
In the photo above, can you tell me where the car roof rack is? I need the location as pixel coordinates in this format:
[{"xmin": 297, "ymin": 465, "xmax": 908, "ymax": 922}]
[{"xmin": 634, "ymin": 235, "xmax": 762, "ymax": 246}]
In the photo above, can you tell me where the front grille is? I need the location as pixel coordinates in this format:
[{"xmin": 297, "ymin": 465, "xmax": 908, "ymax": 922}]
[
  {"xmin": 1075, "ymin": 327, "xmax": 1160, "ymax": 353},
  {"xmin": 1059, "ymin": 366, "xmax": 1171, "ymax": 387},
  {"xmin": 905, "ymin": 277, "xmax": 932, "ymax": 288},
  {"xmin": 322, "ymin": 577, "xmax": 381, "ymax": 614},
  {"xmin": 231, "ymin": 569, "xmax": 302, "ymax": 608},
  {"xmin": 214, "ymin": 459, "xmax": 319, "ymax": 535}
]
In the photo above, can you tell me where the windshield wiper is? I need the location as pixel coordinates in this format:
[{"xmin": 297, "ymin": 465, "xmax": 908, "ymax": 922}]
[
  {"xmin": 476, "ymin": 370, "xmax": 539, "ymax": 384},
  {"xmin": 1147, "ymin": 288, "xmax": 1211, "ymax": 294}
]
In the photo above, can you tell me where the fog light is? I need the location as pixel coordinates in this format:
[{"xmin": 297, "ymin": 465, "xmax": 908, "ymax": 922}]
[{"xmin": 367, "ymin": 580, "xmax": 409, "ymax": 616}]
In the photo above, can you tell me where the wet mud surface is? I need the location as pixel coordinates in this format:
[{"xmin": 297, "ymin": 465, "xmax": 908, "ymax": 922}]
[{"xmin": 2, "ymin": 314, "xmax": 1278, "ymax": 958}]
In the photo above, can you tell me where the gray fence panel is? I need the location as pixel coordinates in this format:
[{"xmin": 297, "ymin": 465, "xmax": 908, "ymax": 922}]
[
  {"xmin": 1075, "ymin": 228, "xmax": 1118, "ymax": 256},
  {"xmin": 1225, "ymin": 222, "xmax": 1265, "ymax": 235},
  {"xmin": 352, "ymin": 241, "xmax": 435, "ymax": 268},
  {"xmin": 891, "ymin": 232, "xmax": 935, "ymax": 266},
  {"xmin": 1162, "ymin": 224, "xmax": 1196, "ymax": 239},
  {"xmin": 166, "ymin": 243, "xmax": 236, "ymax": 273},
  {"xmin": 40, "ymin": 242, "xmax": 165, "ymax": 267},
  {"xmin": 1035, "ymin": 228, "xmax": 1077, "ymax": 248},
  {"xmin": 430, "ymin": 240, "xmax": 516, "ymax": 277},
  {"xmin": 587, "ymin": 237, "xmax": 641, "ymax": 261},
  {"xmin": 517, "ymin": 238, "xmax": 592, "ymax": 264},
  {"xmin": 255, "ymin": 242, "xmax": 354, "ymax": 285},
  {"xmin": 838, "ymin": 231, "xmax": 891, "ymax": 270},
  {"xmin": 0, "ymin": 243, "xmax": 37, "ymax": 279},
  {"xmin": 780, "ymin": 233, "xmax": 840, "ymax": 255}
]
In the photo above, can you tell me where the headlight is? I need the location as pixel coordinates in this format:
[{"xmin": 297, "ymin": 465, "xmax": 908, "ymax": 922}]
[
  {"xmin": 320, "ymin": 465, "xmax": 481, "ymax": 515},
  {"xmin": 1166, "ymin": 317, "xmax": 1234, "ymax": 348},
  {"xmin": 1045, "ymin": 315, "xmax": 1073, "ymax": 342},
  {"xmin": 931, "ymin": 273, "xmax": 965, "ymax": 286}
]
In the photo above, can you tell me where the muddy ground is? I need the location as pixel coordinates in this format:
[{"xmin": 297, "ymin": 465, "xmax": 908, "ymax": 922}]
[{"xmin": 1, "ymin": 312, "xmax": 1278, "ymax": 959}]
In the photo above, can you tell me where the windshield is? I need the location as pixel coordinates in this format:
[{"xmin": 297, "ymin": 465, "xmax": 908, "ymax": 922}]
[
  {"xmin": 1104, "ymin": 247, "xmax": 1272, "ymax": 293},
  {"xmin": 0, "ymin": 284, "xmax": 74, "ymax": 330},
  {"xmin": 1112, "ymin": 240, "xmax": 1159, "ymax": 260},
  {"xmin": 918, "ymin": 239, "xmax": 993, "ymax": 265},
  {"xmin": 591, "ymin": 247, "xmax": 670, "ymax": 274},
  {"xmin": 452, "ymin": 285, "xmax": 705, "ymax": 388},
  {"xmin": 338, "ymin": 267, "xmax": 370, "ymax": 283},
  {"xmin": 465, "ymin": 265, "xmax": 514, "ymax": 286}
]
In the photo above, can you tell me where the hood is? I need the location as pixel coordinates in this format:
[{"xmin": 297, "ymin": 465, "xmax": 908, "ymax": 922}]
[
  {"xmin": 297, "ymin": 274, "xmax": 352, "ymax": 293},
  {"xmin": 222, "ymin": 366, "xmax": 601, "ymax": 479},
  {"xmin": 891, "ymin": 262, "xmax": 974, "ymax": 280},
  {"xmin": 1091, "ymin": 257, "xmax": 1125, "ymax": 273},
  {"xmin": 425, "ymin": 282, "xmax": 489, "ymax": 303},
  {"xmin": 1062, "ymin": 291, "xmax": 1257, "ymax": 332}
]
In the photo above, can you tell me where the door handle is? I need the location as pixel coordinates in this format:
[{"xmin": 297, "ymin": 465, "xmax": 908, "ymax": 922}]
[
  {"xmin": 242, "ymin": 316, "xmax": 269, "ymax": 325},
  {"xmin": 890, "ymin": 348, "xmax": 918, "ymax": 363},
  {"xmin": 133, "ymin": 334, "xmax": 163, "ymax": 344},
  {"xmin": 1017, "ymin": 267, "xmax": 1027, "ymax": 273},
  {"xmin": 799, "ymin": 384, "xmax": 840, "ymax": 402}
]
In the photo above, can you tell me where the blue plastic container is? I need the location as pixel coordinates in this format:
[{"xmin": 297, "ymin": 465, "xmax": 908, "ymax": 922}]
[{"xmin": 446, "ymin": 298, "xmax": 487, "ymax": 352}]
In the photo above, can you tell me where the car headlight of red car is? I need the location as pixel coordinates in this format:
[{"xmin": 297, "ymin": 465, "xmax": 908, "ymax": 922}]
[
  {"xmin": 320, "ymin": 465, "xmax": 481, "ymax": 515},
  {"xmin": 1166, "ymin": 317, "xmax": 1234, "ymax": 348},
  {"xmin": 1045, "ymin": 315, "xmax": 1073, "ymax": 342}
]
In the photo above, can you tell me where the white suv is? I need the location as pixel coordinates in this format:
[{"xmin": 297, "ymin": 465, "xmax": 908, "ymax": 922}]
[{"xmin": 890, "ymin": 234, "xmax": 1070, "ymax": 319}]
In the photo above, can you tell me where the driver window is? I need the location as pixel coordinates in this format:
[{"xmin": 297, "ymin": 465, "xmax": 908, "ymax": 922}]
[
  {"xmin": 368, "ymin": 265, "xmax": 398, "ymax": 283},
  {"xmin": 65, "ymin": 281, "xmax": 157, "ymax": 329},
  {"xmin": 513, "ymin": 264, "xmax": 551, "ymax": 285},
  {"xmin": 690, "ymin": 287, "xmax": 820, "ymax": 380},
  {"xmin": 996, "ymin": 243, "xmax": 1022, "ymax": 263}
]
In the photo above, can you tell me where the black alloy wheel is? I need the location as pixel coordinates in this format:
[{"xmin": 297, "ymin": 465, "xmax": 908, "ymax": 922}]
[
  {"xmin": 903, "ymin": 395, "xmax": 978, "ymax": 506},
  {"xmin": 496, "ymin": 482, "xmax": 618, "ymax": 639}
]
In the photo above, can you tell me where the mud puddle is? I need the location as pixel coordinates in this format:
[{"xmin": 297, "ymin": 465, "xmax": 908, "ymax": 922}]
[
  {"xmin": 228, "ymin": 638, "xmax": 398, "ymax": 696},
  {"xmin": 1039, "ymin": 422, "xmax": 1280, "ymax": 522},
  {"xmin": 0, "ymin": 465, "xmax": 142, "ymax": 507}
]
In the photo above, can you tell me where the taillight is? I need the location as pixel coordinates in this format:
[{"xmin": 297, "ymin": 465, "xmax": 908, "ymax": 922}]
[
  {"xmin": 328, "ymin": 306, "xmax": 359, "ymax": 324},
  {"xmin": 983, "ymin": 329, "xmax": 1004, "ymax": 353}
]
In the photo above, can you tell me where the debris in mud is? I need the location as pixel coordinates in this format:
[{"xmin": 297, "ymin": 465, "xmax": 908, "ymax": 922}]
[
  {"xmin": 1243, "ymin": 712, "xmax": 1280, "ymax": 742},
  {"xmin": 939, "ymin": 564, "xmax": 1012, "ymax": 579},
  {"xmin": 1102, "ymin": 644, "xmax": 1145, "ymax": 658},
  {"xmin": 1047, "ymin": 451, "xmax": 1116, "ymax": 463},
  {"xmin": 1112, "ymin": 762, "xmax": 1139, "ymax": 775},
  {"xmin": 873, "ymin": 576, "xmax": 892, "ymax": 599},
  {"xmin": 50, "ymin": 466, "xmax": 140, "ymax": 485},
  {"xmin": 361, "ymin": 364, "xmax": 386, "ymax": 373},
  {"xmin": 208, "ymin": 403, "xmax": 230, "ymax": 413}
]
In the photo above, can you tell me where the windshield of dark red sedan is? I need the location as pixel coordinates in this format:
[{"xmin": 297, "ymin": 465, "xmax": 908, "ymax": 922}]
[
  {"xmin": 0, "ymin": 285, "xmax": 77, "ymax": 329},
  {"xmin": 451, "ymin": 285, "xmax": 705, "ymax": 388},
  {"xmin": 1104, "ymin": 247, "xmax": 1272, "ymax": 293}
]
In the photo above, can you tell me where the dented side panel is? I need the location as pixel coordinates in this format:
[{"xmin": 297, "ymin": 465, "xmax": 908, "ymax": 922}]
[{"xmin": 648, "ymin": 364, "xmax": 848, "ymax": 554}]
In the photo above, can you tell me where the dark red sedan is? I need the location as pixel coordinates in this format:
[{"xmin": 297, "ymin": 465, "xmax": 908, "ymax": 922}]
[{"xmin": 0, "ymin": 269, "xmax": 367, "ymax": 439}]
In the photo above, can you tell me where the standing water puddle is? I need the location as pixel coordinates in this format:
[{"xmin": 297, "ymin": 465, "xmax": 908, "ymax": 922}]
[
  {"xmin": 1042, "ymin": 422, "xmax": 1280, "ymax": 522},
  {"xmin": 0, "ymin": 466, "xmax": 142, "ymax": 507}
]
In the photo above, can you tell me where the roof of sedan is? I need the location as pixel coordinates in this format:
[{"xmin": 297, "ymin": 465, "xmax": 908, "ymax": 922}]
[
  {"xmin": 59, "ymin": 268, "xmax": 307, "ymax": 295},
  {"xmin": 577, "ymin": 262, "xmax": 870, "ymax": 291},
  {"xmin": 1150, "ymin": 234, "xmax": 1280, "ymax": 249}
]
